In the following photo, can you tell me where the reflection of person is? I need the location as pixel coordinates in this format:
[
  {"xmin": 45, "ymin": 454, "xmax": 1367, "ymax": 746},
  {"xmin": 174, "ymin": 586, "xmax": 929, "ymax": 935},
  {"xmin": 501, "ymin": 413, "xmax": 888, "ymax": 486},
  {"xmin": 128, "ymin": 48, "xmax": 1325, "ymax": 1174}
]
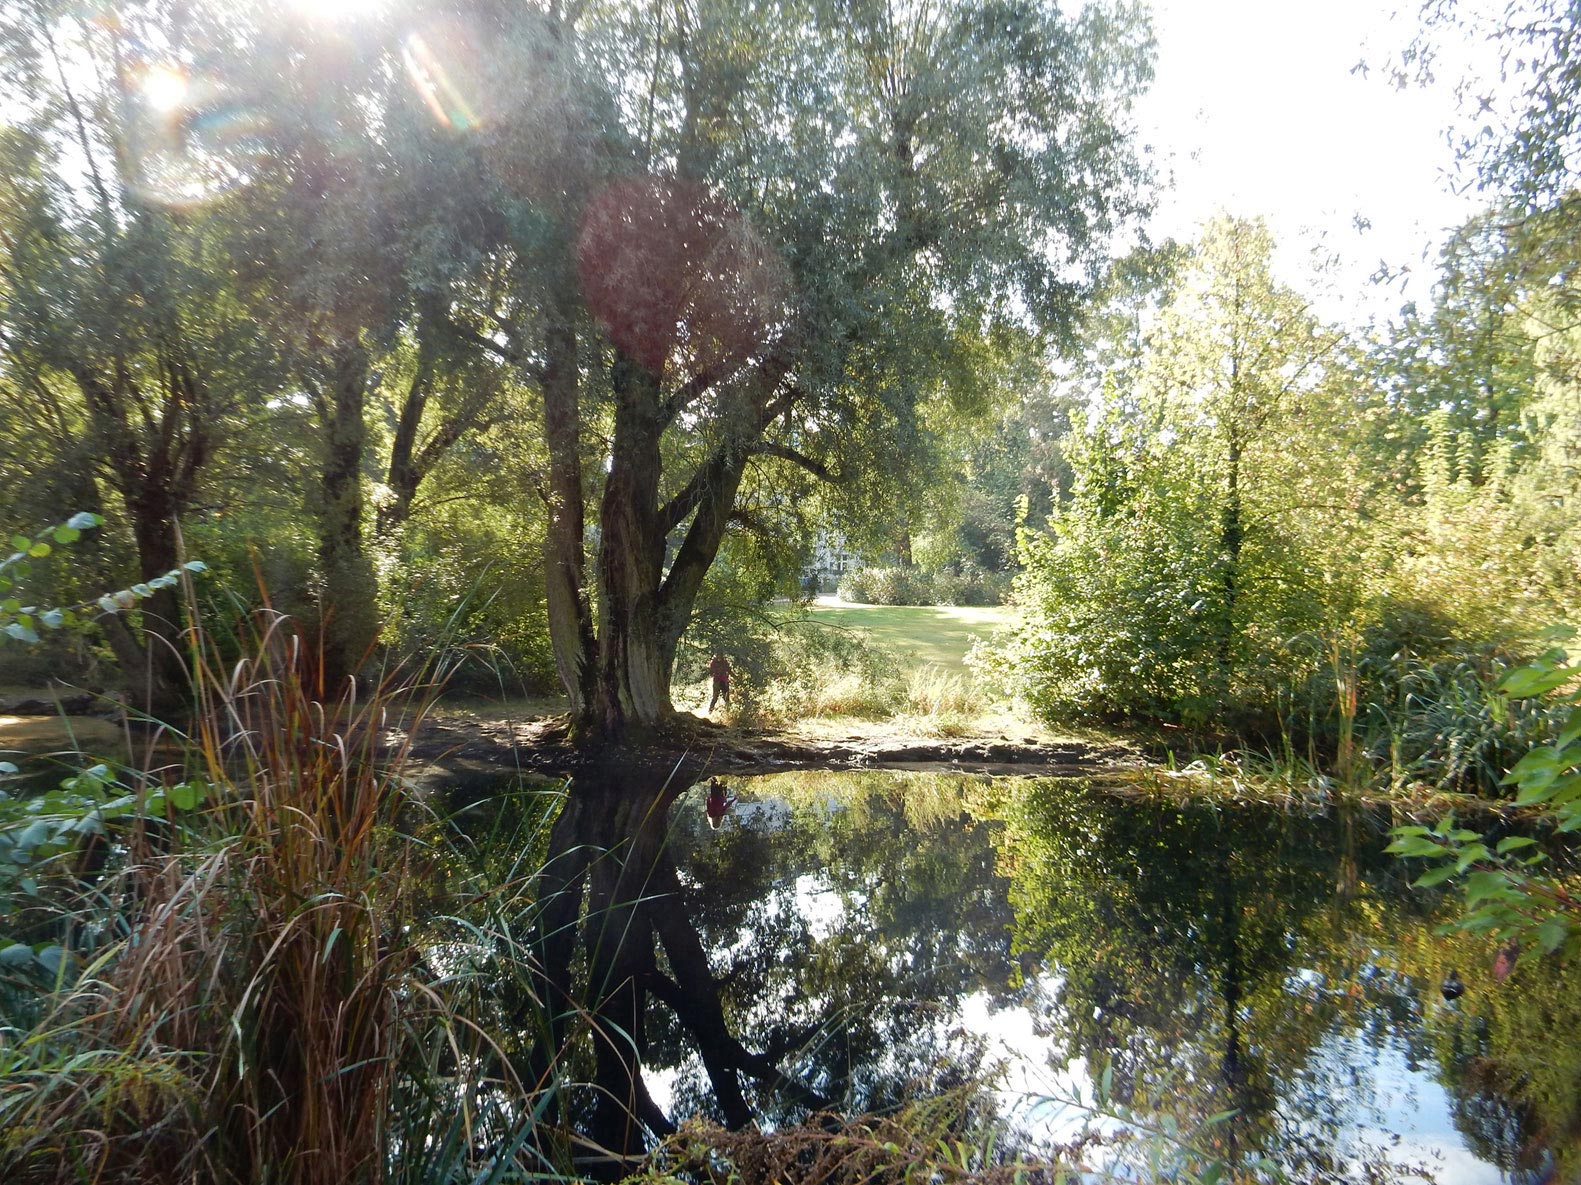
[
  {"xmin": 704, "ymin": 778, "xmax": 737, "ymax": 829},
  {"xmin": 708, "ymin": 652, "xmax": 732, "ymax": 712}
]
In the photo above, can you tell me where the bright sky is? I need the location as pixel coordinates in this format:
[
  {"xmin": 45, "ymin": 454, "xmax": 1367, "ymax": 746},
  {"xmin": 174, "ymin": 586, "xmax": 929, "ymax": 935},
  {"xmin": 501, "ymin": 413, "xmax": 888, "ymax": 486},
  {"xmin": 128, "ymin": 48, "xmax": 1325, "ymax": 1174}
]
[{"xmin": 1134, "ymin": 0, "xmax": 1498, "ymax": 325}]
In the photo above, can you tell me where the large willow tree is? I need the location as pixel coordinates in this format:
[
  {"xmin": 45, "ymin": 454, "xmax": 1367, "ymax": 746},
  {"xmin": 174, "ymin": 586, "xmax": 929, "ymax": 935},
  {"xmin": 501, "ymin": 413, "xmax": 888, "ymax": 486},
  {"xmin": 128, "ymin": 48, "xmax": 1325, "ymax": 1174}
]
[{"xmin": 527, "ymin": 0, "xmax": 1156, "ymax": 738}]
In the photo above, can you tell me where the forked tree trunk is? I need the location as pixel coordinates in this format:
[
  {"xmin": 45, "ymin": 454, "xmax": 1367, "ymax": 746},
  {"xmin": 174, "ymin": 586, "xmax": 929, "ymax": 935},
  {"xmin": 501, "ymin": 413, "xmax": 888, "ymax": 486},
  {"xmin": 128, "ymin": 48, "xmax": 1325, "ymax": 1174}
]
[{"xmin": 526, "ymin": 765, "xmax": 830, "ymax": 1176}]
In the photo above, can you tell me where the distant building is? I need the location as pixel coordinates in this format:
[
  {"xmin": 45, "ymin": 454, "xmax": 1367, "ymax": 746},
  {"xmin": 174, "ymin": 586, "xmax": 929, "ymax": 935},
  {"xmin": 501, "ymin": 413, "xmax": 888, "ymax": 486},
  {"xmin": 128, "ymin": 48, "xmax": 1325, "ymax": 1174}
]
[{"xmin": 806, "ymin": 530, "xmax": 861, "ymax": 590}]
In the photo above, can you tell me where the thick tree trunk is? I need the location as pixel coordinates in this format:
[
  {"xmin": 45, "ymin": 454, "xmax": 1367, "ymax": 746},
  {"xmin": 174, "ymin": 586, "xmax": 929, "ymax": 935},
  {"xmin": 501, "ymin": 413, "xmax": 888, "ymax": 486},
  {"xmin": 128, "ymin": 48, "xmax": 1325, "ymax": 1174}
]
[
  {"xmin": 529, "ymin": 773, "xmax": 679, "ymax": 1175},
  {"xmin": 122, "ymin": 493, "xmax": 191, "ymax": 718},
  {"xmin": 72, "ymin": 369, "xmax": 201, "ymax": 717},
  {"xmin": 315, "ymin": 342, "xmax": 379, "ymax": 695},
  {"xmin": 526, "ymin": 768, "xmax": 829, "ymax": 1173},
  {"xmin": 590, "ymin": 353, "xmax": 672, "ymax": 736}
]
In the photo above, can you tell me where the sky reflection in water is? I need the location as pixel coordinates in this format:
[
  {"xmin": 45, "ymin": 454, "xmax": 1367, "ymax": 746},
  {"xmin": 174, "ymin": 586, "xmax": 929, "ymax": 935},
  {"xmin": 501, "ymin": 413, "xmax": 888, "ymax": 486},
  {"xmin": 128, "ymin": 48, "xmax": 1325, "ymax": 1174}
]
[{"xmin": 653, "ymin": 770, "xmax": 1577, "ymax": 1185}]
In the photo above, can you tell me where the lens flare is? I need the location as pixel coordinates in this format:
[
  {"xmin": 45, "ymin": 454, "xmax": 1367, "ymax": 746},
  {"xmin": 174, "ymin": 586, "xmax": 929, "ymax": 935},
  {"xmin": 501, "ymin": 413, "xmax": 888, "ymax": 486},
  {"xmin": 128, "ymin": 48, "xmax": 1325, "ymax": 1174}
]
[
  {"xmin": 402, "ymin": 33, "xmax": 480, "ymax": 131},
  {"xmin": 140, "ymin": 63, "xmax": 189, "ymax": 112},
  {"xmin": 123, "ymin": 64, "xmax": 272, "ymax": 210}
]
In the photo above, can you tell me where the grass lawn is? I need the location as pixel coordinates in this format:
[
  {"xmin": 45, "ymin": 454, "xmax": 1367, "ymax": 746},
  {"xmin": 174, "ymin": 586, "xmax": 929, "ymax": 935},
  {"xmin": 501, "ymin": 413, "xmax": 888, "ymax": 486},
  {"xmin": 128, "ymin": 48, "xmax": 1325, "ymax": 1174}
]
[{"xmin": 803, "ymin": 598, "xmax": 1018, "ymax": 673}]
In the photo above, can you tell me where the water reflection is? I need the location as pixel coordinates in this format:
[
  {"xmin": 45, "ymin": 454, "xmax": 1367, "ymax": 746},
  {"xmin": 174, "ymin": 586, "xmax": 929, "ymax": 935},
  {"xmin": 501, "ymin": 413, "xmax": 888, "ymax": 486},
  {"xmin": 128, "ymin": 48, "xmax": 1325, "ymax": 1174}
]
[{"xmin": 655, "ymin": 771, "xmax": 1579, "ymax": 1184}]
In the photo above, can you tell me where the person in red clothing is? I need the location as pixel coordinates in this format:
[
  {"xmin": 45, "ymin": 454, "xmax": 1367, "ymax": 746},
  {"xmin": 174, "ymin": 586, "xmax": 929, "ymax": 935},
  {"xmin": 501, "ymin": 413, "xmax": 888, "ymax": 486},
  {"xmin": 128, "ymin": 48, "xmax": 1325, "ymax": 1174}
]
[
  {"xmin": 704, "ymin": 778, "xmax": 737, "ymax": 829},
  {"xmin": 708, "ymin": 651, "xmax": 732, "ymax": 712}
]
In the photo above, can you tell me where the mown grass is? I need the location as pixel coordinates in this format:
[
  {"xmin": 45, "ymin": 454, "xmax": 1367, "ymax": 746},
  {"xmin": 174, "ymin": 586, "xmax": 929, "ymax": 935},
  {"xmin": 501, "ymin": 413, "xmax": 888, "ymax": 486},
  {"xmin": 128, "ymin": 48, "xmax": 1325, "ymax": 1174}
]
[{"xmin": 803, "ymin": 600, "xmax": 1018, "ymax": 674}]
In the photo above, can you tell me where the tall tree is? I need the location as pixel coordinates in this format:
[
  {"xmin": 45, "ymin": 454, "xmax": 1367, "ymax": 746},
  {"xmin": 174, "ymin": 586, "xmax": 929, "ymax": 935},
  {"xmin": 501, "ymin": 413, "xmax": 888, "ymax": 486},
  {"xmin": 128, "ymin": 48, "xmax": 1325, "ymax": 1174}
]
[
  {"xmin": 528, "ymin": 0, "xmax": 1155, "ymax": 739},
  {"xmin": 1008, "ymin": 217, "xmax": 1360, "ymax": 728},
  {"xmin": 0, "ymin": 9, "xmax": 288, "ymax": 711}
]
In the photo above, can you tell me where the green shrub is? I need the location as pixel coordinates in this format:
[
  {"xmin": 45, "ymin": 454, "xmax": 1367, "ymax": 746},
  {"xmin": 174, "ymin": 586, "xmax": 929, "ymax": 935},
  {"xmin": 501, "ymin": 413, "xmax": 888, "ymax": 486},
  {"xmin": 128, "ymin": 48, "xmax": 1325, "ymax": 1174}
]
[
  {"xmin": 753, "ymin": 620, "xmax": 901, "ymax": 722},
  {"xmin": 837, "ymin": 566, "xmax": 1007, "ymax": 607},
  {"xmin": 1388, "ymin": 633, "xmax": 1581, "ymax": 962}
]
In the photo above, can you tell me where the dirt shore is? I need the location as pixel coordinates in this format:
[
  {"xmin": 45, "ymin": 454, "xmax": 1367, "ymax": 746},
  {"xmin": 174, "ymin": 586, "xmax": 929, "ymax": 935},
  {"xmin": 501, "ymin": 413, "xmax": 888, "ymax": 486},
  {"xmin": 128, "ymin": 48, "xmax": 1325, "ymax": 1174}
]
[{"xmin": 402, "ymin": 707, "xmax": 1141, "ymax": 787}]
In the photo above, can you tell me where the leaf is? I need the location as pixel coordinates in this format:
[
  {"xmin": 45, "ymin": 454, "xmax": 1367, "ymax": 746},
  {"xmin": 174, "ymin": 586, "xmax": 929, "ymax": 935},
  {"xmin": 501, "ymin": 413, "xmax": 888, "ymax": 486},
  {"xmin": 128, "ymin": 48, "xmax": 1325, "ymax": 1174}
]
[
  {"xmin": 3, "ymin": 622, "xmax": 40, "ymax": 644},
  {"xmin": 168, "ymin": 781, "xmax": 205, "ymax": 811},
  {"xmin": 1538, "ymin": 918, "xmax": 1569, "ymax": 953},
  {"xmin": 182, "ymin": 560, "xmax": 208, "ymax": 573},
  {"xmin": 39, "ymin": 609, "xmax": 64, "ymax": 629},
  {"xmin": 51, "ymin": 525, "xmax": 80, "ymax": 544},
  {"xmin": 8, "ymin": 535, "xmax": 27, "ymax": 552},
  {"xmin": 97, "ymin": 595, "xmax": 119, "ymax": 614},
  {"xmin": 1499, "ymin": 664, "xmax": 1575, "ymax": 699},
  {"xmin": 1495, "ymin": 836, "xmax": 1539, "ymax": 854},
  {"xmin": 0, "ymin": 762, "xmax": 17, "ymax": 775},
  {"xmin": 27, "ymin": 542, "xmax": 50, "ymax": 558},
  {"xmin": 1462, "ymin": 869, "xmax": 1512, "ymax": 904},
  {"xmin": 34, "ymin": 944, "xmax": 66, "ymax": 977},
  {"xmin": 1414, "ymin": 865, "xmax": 1457, "ymax": 888},
  {"xmin": 0, "ymin": 943, "xmax": 33, "ymax": 968},
  {"xmin": 65, "ymin": 512, "xmax": 102, "ymax": 530}
]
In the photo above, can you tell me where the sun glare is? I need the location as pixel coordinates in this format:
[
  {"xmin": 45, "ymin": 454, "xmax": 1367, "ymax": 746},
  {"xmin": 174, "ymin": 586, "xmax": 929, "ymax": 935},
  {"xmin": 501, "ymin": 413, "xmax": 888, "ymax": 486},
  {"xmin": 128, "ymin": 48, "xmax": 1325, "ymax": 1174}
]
[
  {"xmin": 286, "ymin": 0, "xmax": 388, "ymax": 20},
  {"xmin": 140, "ymin": 64, "xmax": 189, "ymax": 112}
]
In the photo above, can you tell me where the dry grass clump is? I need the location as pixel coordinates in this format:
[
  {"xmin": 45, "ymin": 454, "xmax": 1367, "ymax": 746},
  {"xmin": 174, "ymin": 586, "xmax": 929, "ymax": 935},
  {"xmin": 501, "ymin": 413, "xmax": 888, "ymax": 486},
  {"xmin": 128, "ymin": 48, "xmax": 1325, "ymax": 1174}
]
[
  {"xmin": 895, "ymin": 666, "xmax": 976, "ymax": 736},
  {"xmin": 635, "ymin": 1106, "xmax": 1069, "ymax": 1185}
]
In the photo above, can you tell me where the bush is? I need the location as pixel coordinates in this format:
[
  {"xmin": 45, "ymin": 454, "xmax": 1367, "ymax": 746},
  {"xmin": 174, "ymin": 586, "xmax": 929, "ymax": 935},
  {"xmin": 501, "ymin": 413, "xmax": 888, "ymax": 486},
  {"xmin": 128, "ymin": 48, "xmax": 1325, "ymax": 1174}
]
[
  {"xmin": 1274, "ymin": 601, "xmax": 1565, "ymax": 795},
  {"xmin": 837, "ymin": 566, "xmax": 1008, "ymax": 607}
]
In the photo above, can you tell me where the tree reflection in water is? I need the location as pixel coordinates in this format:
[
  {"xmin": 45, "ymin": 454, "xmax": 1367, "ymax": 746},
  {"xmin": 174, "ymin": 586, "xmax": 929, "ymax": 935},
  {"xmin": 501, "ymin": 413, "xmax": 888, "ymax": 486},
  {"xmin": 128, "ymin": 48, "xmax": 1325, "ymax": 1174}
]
[{"xmin": 642, "ymin": 771, "xmax": 1580, "ymax": 1183}]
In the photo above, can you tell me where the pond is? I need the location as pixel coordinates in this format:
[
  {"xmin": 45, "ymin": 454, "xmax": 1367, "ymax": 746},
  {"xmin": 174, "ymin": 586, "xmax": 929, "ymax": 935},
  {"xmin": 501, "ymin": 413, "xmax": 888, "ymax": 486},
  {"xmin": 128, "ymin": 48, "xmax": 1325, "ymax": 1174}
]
[{"xmin": 644, "ymin": 769, "xmax": 1579, "ymax": 1184}]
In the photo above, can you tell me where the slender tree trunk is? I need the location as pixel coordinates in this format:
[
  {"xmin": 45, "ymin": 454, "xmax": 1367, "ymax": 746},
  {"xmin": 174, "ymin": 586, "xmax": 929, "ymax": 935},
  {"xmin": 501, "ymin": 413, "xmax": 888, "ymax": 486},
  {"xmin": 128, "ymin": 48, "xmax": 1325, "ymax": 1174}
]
[
  {"xmin": 376, "ymin": 351, "xmax": 433, "ymax": 540},
  {"xmin": 315, "ymin": 342, "xmax": 379, "ymax": 694},
  {"xmin": 542, "ymin": 296, "xmax": 599, "ymax": 727},
  {"xmin": 1218, "ymin": 432, "xmax": 1243, "ymax": 690}
]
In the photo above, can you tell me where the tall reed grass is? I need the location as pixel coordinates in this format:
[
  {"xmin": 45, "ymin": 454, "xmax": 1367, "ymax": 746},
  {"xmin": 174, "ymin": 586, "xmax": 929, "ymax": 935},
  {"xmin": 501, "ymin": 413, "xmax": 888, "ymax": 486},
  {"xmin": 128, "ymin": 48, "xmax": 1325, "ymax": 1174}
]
[{"xmin": 0, "ymin": 610, "xmax": 564, "ymax": 1185}]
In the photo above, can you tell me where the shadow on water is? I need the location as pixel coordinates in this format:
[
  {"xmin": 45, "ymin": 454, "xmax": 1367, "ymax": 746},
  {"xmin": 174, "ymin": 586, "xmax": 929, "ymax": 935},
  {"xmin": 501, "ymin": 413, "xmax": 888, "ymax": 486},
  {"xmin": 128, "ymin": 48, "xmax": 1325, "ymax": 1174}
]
[{"xmin": 513, "ymin": 764, "xmax": 1581, "ymax": 1182}]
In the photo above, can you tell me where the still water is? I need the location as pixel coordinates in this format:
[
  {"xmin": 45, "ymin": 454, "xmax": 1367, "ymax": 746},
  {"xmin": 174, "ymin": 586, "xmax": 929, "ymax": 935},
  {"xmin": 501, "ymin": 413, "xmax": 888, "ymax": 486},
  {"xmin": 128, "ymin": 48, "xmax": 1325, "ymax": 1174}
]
[{"xmin": 649, "ymin": 770, "xmax": 1579, "ymax": 1184}]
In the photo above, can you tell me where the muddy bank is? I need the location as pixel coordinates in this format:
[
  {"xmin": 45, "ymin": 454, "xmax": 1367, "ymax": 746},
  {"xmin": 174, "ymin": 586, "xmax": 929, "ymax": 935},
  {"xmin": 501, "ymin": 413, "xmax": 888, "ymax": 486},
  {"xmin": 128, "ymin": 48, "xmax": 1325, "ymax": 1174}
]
[{"xmin": 402, "ymin": 711, "xmax": 1138, "ymax": 788}]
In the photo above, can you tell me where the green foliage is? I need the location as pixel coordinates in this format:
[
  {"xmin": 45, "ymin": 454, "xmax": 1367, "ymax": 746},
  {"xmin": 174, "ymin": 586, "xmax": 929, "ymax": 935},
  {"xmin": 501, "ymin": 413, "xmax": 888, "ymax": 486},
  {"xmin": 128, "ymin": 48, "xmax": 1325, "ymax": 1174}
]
[
  {"xmin": 0, "ymin": 515, "xmax": 105, "ymax": 646},
  {"xmin": 1000, "ymin": 218, "xmax": 1365, "ymax": 733},
  {"xmin": 0, "ymin": 513, "xmax": 206, "ymax": 658},
  {"xmin": 838, "ymin": 565, "xmax": 1008, "ymax": 607},
  {"xmin": 1387, "ymin": 636, "xmax": 1581, "ymax": 958}
]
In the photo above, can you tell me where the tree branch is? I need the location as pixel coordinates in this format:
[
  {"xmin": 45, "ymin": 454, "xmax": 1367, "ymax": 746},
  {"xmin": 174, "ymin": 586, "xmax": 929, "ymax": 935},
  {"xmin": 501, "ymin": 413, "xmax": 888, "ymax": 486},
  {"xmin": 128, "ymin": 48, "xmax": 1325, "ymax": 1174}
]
[
  {"xmin": 440, "ymin": 317, "xmax": 546, "ymax": 385},
  {"xmin": 748, "ymin": 441, "xmax": 841, "ymax": 483}
]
